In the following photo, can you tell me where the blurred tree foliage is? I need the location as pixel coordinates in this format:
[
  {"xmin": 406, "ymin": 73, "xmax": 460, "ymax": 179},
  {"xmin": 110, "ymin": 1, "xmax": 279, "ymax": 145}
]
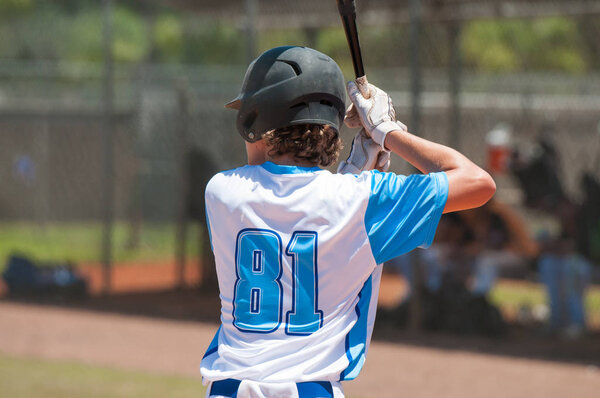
[
  {"xmin": 179, "ymin": 19, "xmax": 244, "ymax": 65},
  {"xmin": 66, "ymin": 6, "xmax": 149, "ymax": 63},
  {"xmin": 578, "ymin": 16, "xmax": 600, "ymax": 70},
  {"xmin": 259, "ymin": 29, "xmax": 309, "ymax": 56},
  {"xmin": 150, "ymin": 13, "xmax": 245, "ymax": 64},
  {"xmin": 257, "ymin": 25, "xmax": 409, "ymax": 77},
  {"xmin": 152, "ymin": 15, "xmax": 183, "ymax": 63},
  {"xmin": 462, "ymin": 18, "xmax": 588, "ymax": 73},
  {"xmin": 0, "ymin": 0, "xmax": 597, "ymax": 73},
  {"xmin": 0, "ymin": 1, "xmax": 149, "ymax": 63},
  {"xmin": 0, "ymin": 0, "xmax": 32, "ymax": 15},
  {"xmin": 0, "ymin": 4, "xmax": 67, "ymax": 60}
]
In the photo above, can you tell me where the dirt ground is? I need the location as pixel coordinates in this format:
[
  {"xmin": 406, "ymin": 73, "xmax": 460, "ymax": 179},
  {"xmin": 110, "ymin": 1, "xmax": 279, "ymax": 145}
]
[
  {"xmin": 1, "ymin": 301, "xmax": 599, "ymax": 398},
  {"xmin": 1, "ymin": 262, "xmax": 600, "ymax": 397}
]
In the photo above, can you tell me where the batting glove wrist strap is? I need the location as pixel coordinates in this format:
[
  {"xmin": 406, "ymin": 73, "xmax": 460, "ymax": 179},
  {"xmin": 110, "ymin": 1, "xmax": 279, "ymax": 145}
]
[
  {"xmin": 372, "ymin": 120, "xmax": 406, "ymax": 150},
  {"xmin": 338, "ymin": 129, "xmax": 391, "ymax": 174}
]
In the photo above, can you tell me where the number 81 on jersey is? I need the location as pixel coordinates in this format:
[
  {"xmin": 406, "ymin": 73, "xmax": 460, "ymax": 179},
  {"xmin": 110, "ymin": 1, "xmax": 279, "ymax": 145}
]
[{"xmin": 232, "ymin": 229, "xmax": 323, "ymax": 335}]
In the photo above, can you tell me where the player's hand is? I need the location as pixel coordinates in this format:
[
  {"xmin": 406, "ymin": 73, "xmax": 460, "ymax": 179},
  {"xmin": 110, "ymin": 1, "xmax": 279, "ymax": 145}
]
[
  {"xmin": 345, "ymin": 81, "xmax": 407, "ymax": 149},
  {"xmin": 338, "ymin": 128, "xmax": 391, "ymax": 174}
]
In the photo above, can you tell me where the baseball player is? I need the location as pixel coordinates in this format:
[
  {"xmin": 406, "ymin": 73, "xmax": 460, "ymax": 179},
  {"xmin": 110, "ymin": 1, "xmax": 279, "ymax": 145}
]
[{"xmin": 200, "ymin": 46, "xmax": 495, "ymax": 398}]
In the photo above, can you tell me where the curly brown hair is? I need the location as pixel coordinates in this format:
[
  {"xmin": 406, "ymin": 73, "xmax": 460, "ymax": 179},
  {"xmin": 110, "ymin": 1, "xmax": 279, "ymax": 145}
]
[{"xmin": 263, "ymin": 124, "xmax": 342, "ymax": 167}]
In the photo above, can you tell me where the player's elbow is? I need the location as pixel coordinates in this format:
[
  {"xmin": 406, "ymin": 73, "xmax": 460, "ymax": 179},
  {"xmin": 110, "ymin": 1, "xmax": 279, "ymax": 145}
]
[
  {"xmin": 471, "ymin": 168, "xmax": 496, "ymax": 206},
  {"xmin": 444, "ymin": 166, "xmax": 496, "ymax": 213}
]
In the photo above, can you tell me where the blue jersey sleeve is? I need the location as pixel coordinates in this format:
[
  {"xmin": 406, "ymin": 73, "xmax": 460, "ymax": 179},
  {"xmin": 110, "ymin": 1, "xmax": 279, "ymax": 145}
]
[{"xmin": 364, "ymin": 171, "xmax": 449, "ymax": 264}]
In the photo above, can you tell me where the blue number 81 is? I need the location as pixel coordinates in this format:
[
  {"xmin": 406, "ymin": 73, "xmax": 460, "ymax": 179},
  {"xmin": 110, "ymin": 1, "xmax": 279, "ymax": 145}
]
[{"xmin": 232, "ymin": 229, "xmax": 323, "ymax": 335}]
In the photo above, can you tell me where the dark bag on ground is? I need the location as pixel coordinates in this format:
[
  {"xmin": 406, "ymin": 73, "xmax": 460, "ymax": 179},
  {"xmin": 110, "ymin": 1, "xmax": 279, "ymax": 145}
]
[{"xmin": 2, "ymin": 254, "xmax": 88, "ymax": 298}]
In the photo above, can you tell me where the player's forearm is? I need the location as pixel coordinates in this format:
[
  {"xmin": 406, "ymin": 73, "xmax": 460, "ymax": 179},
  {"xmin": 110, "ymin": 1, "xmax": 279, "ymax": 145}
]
[
  {"xmin": 384, "ymin": 129, "xmax": 496, "ymax": 213},
  {"xmin": 384, "ymin": 129, "xmax": 462, "ymax": 174}
]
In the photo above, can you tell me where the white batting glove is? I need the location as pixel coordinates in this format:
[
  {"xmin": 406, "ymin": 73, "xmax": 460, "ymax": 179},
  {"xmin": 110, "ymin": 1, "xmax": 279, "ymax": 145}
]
[
  {"xmin": 346, "ymin": 81, "xmax": 407, "ymax": 149},
  {"xmin": 338, "ymin": 129, "xmax": 391, "ymax": 174},
  {"xmin": 343, "ymin": 103, "xmax": 362, "ymax": 129}
]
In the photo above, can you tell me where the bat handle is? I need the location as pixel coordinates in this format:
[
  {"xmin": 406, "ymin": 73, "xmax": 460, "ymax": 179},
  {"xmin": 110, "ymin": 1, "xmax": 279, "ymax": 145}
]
[{"xmin": 356, "ymin": 75, "xmax": 371, "ymax": 99}]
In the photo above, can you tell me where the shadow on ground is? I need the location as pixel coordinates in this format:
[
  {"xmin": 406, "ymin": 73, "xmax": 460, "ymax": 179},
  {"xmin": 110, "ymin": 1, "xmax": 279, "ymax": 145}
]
[
  {"xmin": 2, "ymin": 286, "xmax": 599, "ymax": 369},
  {"xmin": 1, "ymin": 287, "xmax": 220, "ymax": 323}
]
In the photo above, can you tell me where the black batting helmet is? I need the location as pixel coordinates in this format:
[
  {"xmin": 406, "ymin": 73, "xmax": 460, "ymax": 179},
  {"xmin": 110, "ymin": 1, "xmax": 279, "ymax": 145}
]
[{"xmin": 226, "ymin": 46, "xmax": 346, "ymax": 143}]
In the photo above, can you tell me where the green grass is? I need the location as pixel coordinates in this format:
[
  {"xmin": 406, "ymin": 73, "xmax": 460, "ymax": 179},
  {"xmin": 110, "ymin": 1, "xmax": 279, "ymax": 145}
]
[
  {"xmin": 490, "ymin": 282, "xmax": 546, "ymax": 309},
  {"xmin": 0, "ymin": 354, "xmax": 366, "ymax": 398},
  {"xmin": 0, "ymin": 354, "xmax": 206, "ymax": 398},
  {"xmin": 490, "ymin": 281, "xmax": 600, "ymax": 324},
  {"xmin": 0, "ymin": 222, "xmax": 203, "ymax": 268}
]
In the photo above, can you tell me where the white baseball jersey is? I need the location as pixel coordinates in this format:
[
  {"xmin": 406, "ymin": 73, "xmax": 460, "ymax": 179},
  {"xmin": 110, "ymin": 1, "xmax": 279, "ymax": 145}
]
[{"xmin": 201, "ymin": 161, "xmax": 448, "ymax": 386}]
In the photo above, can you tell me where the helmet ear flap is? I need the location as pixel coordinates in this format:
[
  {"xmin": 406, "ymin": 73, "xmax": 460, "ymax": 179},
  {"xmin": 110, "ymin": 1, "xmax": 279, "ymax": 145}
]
[{"xmin": 242, "ymin": 111, "xmax": 259, "ymax": 142}]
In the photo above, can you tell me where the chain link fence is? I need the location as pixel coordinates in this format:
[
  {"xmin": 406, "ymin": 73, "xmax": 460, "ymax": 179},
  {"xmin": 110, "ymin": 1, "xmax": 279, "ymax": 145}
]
[
  {"xmin": 1, "ymin": 1, "xmax": 599, "ymax": 296},
  {"xmin": 2, "ymin": 62, "xmax": 598, "ymax": 249}
]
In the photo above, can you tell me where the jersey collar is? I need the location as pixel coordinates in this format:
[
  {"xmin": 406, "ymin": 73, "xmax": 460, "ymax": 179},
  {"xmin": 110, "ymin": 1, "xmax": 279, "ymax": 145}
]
[{"xmin": 260, "ymin": 161, "xmax": 321, "ymax": 175}]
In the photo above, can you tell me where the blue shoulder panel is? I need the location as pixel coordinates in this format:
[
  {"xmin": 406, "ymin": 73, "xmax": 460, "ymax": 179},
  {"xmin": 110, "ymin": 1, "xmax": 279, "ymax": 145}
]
[{"xmin": 364, "ymin": 171, "xmax": 448, "ymax": 264}]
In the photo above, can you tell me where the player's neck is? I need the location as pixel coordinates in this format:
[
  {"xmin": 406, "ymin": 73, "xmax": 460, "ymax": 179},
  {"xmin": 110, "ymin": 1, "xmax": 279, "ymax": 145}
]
[
  {"xmin": 246, "ymin": 140, "xmax": 268, "ymax": 165},
  {"xmin": 246, "ymin": 140, "xmax": 318, "ymax": 168},
  {"xmin": 267, "ymin": 153, "xmax": 317, "ymax": 168}
]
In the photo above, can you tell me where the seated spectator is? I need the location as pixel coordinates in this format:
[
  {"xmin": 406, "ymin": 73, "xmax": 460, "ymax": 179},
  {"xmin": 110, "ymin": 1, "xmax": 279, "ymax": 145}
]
[{"xmin": 461, "ymin": 199, "xmax": 539, "ymax": 296}]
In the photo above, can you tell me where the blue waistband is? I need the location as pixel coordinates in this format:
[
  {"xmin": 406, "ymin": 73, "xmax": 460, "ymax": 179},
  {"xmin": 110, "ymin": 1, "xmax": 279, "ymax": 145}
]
[{"xmin": 210, "ymin": 378, "xmax": 334, "ymax": 398}]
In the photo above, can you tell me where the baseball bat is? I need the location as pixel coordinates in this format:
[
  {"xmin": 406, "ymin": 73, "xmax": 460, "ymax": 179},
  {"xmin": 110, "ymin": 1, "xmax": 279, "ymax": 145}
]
[{"xmin": 336, "ymin": 0, "xmax": 370, "ymax": 98}]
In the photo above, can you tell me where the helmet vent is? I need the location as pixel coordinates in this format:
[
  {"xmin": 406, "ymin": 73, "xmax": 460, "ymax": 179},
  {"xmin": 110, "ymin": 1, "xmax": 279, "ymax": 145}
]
[
  {"xmin": 320, "ymin": 100, "xmax": 333, "ymax": 107},
  {"xmin": 281, "ymin": 60, "xmax": 302, "ymax": 76},
  {"xmin": 290, "ymin": 102, "xmax": 307, "ymax": 110}
]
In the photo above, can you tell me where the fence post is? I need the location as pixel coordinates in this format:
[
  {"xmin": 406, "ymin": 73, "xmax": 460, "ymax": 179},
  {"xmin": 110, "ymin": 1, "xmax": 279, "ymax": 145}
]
[
  {"xmin": 101, "ymin": 0, "xmax": 115, "ymax": 295},
  {"xmin": 35, "ymin": 116, "xmax": 50, "ymax": 229},
  {"xmin": 175, "ymin": 81, "xmax": 191, "ymax": 290},
  {"xmin": 245, "ymin": 0, "xmax": 258, "ymax": 63},
  {"xmin": 448, "ymin": 22, "xmax": 462, "ymax": 150},
  {"xmin": 408, "ymin": 0, "xmax": 424, "ymax": 332},
  {"xmin": 409, "ymin": 0, "xmax": 423, "ymax": 137}
]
